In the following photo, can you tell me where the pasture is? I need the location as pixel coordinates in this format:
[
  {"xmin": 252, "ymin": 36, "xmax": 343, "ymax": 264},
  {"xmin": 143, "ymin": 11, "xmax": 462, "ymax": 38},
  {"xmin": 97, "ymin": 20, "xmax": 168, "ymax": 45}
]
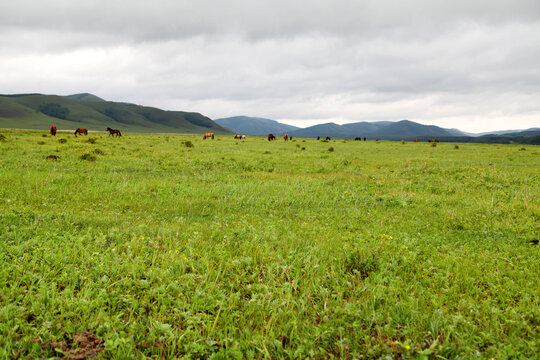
[{"xmin": 0, "ymin": 130, "xmax": 538, "ymax": 359}]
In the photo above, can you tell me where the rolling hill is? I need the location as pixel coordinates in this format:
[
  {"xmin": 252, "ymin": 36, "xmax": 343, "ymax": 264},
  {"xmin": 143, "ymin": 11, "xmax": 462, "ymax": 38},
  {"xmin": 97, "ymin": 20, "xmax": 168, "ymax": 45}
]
[
  {"xmin": 213, "ymin": 116, "xmax": 300, "ymax": 135},
  {"xmin": 288, "ymin": 119, "xmax": 466, "ymax": 139},
  {"xmin": 0, "ymin": 93, "xmax": 231, "ymax": 134}
]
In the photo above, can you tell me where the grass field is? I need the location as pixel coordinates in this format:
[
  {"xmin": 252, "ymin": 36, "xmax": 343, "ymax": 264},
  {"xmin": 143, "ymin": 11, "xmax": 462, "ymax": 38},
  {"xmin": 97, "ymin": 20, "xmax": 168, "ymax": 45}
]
[{"xmin": 0, "ymin": 129, "xmax": 538, "ymax": 359}]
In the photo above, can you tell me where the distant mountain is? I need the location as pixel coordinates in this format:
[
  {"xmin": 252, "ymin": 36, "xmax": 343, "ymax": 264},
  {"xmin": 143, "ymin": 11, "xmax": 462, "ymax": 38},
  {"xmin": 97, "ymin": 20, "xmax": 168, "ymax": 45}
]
[
  {"xmin": 64, "ymin": 93, "xmax": 105, "ymax": 102},
  {"xmin": 289, "ymin": 119, "xmax": 461, "ymax": 139},
  {"xmin": 289, "ymin": 123, "xmax": 351, "ymax": 138},
  {"xmin": 474, "ymin": 128, "xmax": 540, "ymax": 137},
  {"xmin": 214, "ymin": 116, "xmax": 299, "ymax": 135},
  {"xmin": 0, "ymin": 93, "xmax": 231, "ymax": 134}
]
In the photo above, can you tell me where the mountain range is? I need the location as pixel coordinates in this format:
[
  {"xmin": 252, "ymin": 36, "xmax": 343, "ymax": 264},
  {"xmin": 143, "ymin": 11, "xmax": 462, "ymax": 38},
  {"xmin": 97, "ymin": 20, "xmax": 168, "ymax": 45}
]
[
  {"xmin": 214, "ymin": 116, "xmax": 299, "ymax": 135},
  {"xmin": 1, "ymin": 93, "xmax": 538, "ymax": 144},
  {"xmin": 214, "ymin": 116, "xmax": 540, "ymax": 144},
  {"xmin": 0, "ymin": 93, "xmax": 230, "ymax": 134}
]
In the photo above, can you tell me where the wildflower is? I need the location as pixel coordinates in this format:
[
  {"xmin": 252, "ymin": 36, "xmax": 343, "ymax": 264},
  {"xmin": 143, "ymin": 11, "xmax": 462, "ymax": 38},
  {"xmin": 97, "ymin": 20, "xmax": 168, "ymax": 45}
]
[{"xmin": 405, "ymin": 345, "xmax": 411, "ymax": 350}]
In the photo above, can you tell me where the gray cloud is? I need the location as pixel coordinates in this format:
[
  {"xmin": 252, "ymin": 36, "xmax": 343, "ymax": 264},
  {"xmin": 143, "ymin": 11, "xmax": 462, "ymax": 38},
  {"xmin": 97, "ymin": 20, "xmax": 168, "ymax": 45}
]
[{"xmin": 1, "ymin": 0, "xmax": 539, "ymax": 132}]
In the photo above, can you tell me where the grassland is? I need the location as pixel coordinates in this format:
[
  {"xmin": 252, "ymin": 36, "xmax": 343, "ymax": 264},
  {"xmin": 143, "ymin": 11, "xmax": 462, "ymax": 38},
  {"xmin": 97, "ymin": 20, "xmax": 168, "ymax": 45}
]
[{"xmin": 0, "ymin": 130, "xmax": 538, "ymax": 359}]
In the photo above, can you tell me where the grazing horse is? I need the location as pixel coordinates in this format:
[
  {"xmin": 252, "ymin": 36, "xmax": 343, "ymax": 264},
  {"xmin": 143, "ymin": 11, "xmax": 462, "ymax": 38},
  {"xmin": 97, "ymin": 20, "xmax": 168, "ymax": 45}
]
[
  {"xmin": 413, "ymin": 138, "xmax": 419, "ymax": 142},
  {"xmin": 428, "ymin": 139, "xmax": 439, "ymax": 143},
  {"xmin": 241, "ymin": 135, "xmax": 246, "ymax": 139},
  {"xmin": 325, "ymin": 136, "xmax": 331, "ymax": 141},
  {"xmin": 50, "ymin": 125, "xmax": 57, "ymax": 136},
  {"xmin": 74, "ymin": 128, "xmax": 88, "ymax": 136},
  {"xmin": 355, "ymin": 137, "xmax": 361, "ymax": 141},
  {"xmin": 268, "ymin": 133, "xmax": 276, "ymax": 141},
  {"xmin": 317, "ymin": 136, "xmax": 320, "ymax": 140},
  {"xmin": 283, "ymin": 134, "xmax": 289, "ymax": 141},
  {"xmin": 107, "ymin": 127, "xmax": 122, "ymax": 137},
  {"xmin": 234, "ymin": 134, "xmax": 243, "ymax": 139},
  {"xmin": 364, "ymin": 137, "xmax": 366, "ymax": 141},
  {"xmin": 203, "ymin": 132, "xmax": 214, "ymax": 139}
]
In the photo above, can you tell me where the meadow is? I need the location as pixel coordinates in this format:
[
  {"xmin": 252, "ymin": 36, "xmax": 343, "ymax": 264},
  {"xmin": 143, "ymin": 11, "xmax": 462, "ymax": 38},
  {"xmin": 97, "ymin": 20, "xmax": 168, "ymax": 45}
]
[{"xmin": 0, "ymin": 129, "xmax": 538, "ymax": 359}]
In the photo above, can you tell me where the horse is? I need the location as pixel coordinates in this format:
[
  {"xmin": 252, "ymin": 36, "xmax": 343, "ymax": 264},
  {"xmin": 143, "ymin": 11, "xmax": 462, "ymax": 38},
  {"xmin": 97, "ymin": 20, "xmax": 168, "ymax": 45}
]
[
  {"xmin": 107, "ymin": 127, "xmax": 122, "ymax": 137},
  {"xmin": 413, "ymin": 138, "xmax": 419, "ymax": 143},
  {"xmin": 234, "ymin": 134, "xmax": 243, "ymax": 139},
  {"xmin": 355, "ymin": 137, "xmax": 361, "ymax": 141},
  {"xmin": 284, "ymin": 134, "xmax": 289, "ymax": 141},
  {"xmin": 74, "ymin": 128, "xmax": 88, "ymax": 136},
  {"xmin": 268, "ymin": 133, "xmax": 276, "ymax": 141},
  {"xmin": 49, "ymin": 125, "xmax": 57, "ymax": 136},
  {"xmin": 364, "ymin": 137, "xmax": 366, "ymax": 141},
  {"xmin": 325, "ymin": 136, "xmax": 331, "ymax": 141},
  {"xmin": 317, "ymin": 136, "xmax": 320, "ymax": 140},
  {"xmin": 428, "ymin": 139, "xmax": 439, "ymax": 143},
  {"xmin": 203, "ymin": 132, "xmax": 214, "ymax": 139},
  {"xmin": 242, "ymin": 135, "xmax": 246, "ymax": 139}
]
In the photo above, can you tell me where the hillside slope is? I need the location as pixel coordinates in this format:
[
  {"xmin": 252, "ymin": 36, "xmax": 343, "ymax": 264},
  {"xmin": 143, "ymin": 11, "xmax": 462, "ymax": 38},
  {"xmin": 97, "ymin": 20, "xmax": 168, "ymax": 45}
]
[{"xmin": 0, "ymin": 93, "xmax": 231, "ymax": 134}]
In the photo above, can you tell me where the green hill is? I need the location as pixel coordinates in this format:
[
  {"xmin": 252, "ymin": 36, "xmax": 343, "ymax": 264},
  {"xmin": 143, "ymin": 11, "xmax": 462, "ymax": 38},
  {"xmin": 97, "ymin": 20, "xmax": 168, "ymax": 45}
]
[{"xmin": 0, "ymin": 93, "xmax": 231, "ymax": 134}]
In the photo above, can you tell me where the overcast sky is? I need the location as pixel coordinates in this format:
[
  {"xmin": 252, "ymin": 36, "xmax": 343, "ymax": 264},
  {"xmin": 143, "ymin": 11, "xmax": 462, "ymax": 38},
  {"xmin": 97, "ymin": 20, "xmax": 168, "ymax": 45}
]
[{"xmin": 1, "ymin": 0, "xmax": 539, "ymax": 132}]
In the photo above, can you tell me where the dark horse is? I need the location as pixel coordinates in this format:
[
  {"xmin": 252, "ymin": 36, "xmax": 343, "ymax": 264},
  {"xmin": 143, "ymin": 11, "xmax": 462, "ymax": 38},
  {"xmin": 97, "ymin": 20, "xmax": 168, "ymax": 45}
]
[
  {"xmin": 50, "ymin": 125, "xmax": 57, "ymax": 136},
  {"xmin": 74, "ymin": 128, "xmax": 88, "ymax": 136},
  {"xmin": 268, "ymin": 133, "xmax": 276, "ymax": 141},
  {"xmin": 107, "ymin": 127, "xmax": 122, "ymax": 137}
]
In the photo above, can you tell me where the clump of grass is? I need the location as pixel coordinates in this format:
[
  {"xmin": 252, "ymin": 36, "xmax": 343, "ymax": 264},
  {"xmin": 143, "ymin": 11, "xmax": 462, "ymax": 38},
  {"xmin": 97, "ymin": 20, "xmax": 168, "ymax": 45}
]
[
  {"xmin": 264, "ymin": 151, "xmax": 271, "ymax": 154},
  {"xmin": 93, "ymin": 149, "xmax": 105, "ymax": 155},
  {"xmin": 58, "ymin": 138, "xmax": 67, "ymax": 144},
  {"xmin": 401, "ymin": 140, "xmax": 406, "ymax": 144},
  {"xmin": 431, "ymin": 142, "xmax": 437, "ymax": 147},
  {"xmin": 80, "ymin": 153, "xmax": 96, "ymax": 161},
  {"xmin": 0, "ymin": 134, "xmax": 6, "ymax": 142},
  {"xmin": 519, "ymin": 147, "xmax": 526, "ymax": 151},
  {"xmin": 345, "ymin": 250, "xmax": 378, "ymax": 279},
  {"xmin": 183, "ymin": 141, "xmax": 194, "ymax": 148},
  {"xmin": 296, "ymin": 144, "xmax": 300, "ymax": 148},
  {"xmin": 454, "ymin": 145, "xmax": 459, "ymax": 149},
  {"xmin": 301, "ymin": 147, "xmax": 306, "ymax": 151},
  {"xmin": 328, "ymin": 147, "xmax": 334, "ymax": 152},
  {"xmin": 42, "ymin": 134, "xmax": 48, "ymax": 138},
  {"xmin": 37, "ymin": 141, "xmax": 45, "ymax": 145},
  {"xmin": 86, "ymin": 137, "xmax": 98, "ymax": 144}
]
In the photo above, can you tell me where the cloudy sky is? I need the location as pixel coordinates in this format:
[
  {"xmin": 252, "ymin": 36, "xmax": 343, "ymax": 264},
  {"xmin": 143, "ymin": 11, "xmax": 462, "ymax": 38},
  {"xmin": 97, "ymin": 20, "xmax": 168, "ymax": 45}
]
[{"xmin": 1, "ymin": 0, "xmax": 539, "ymax": 132}]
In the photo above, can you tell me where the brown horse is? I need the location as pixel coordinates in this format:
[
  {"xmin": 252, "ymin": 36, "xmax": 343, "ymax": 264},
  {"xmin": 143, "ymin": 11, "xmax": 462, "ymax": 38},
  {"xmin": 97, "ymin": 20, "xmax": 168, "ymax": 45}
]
[
  {"xmin": 203, "ymin": 132, "xmax": 214, "ymax": 139},
  {"xmin": 355, "ymin": 137, "xmax": 361, "ymax": 141},
  {"xmin": 268, "ymin": 134, "xmax": 276, "ymax": 141},
  {"xmin": 74, "ymin": 128, "xmax": 88, "ymax": 136},
  {"xmin": 428, "ymin": 139, "xmax": 439, "ymax": 143},
  {"xmin": 234, "ymin": 134, "xmax": 242, "ymax": 139},
  {"xmin": 50, "ymin": 125, "xmax": 57, "ymax": 136},
  {"xmin": 284, "ymin": 134, "xmax": 289, "ymax": 141},
  {"xmin": 107, "ymin": 127, "xmax": 122, "ymax": 137},
  {"xmin": 325, "ymin": 136, "xmax": 331, "ymax": 141}
]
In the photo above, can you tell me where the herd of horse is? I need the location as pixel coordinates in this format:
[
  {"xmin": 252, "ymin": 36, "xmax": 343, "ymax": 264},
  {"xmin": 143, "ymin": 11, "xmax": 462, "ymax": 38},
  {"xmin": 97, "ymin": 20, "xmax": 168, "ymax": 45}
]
[
  {"xmin": 49, "ymin": 125, "xmax": 121, "ymax": 137},
  {"xmin": 49, "ymin": 125, "xmax": 439, "ymax": 143}
]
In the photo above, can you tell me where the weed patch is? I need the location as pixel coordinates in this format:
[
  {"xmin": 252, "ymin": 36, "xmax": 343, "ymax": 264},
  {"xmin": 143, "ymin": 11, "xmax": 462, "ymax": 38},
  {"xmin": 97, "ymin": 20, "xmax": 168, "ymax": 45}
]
[{"xmin": 79, "ymin": 153, "xmax": 96, "ymax": 161}]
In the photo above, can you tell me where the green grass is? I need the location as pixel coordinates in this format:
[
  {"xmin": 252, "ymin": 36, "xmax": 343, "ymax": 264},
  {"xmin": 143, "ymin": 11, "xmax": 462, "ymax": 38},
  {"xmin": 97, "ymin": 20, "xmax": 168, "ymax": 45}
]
[{"xmin": 0, "ymin": 130, "xmax": 539, "ymax": 359}]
